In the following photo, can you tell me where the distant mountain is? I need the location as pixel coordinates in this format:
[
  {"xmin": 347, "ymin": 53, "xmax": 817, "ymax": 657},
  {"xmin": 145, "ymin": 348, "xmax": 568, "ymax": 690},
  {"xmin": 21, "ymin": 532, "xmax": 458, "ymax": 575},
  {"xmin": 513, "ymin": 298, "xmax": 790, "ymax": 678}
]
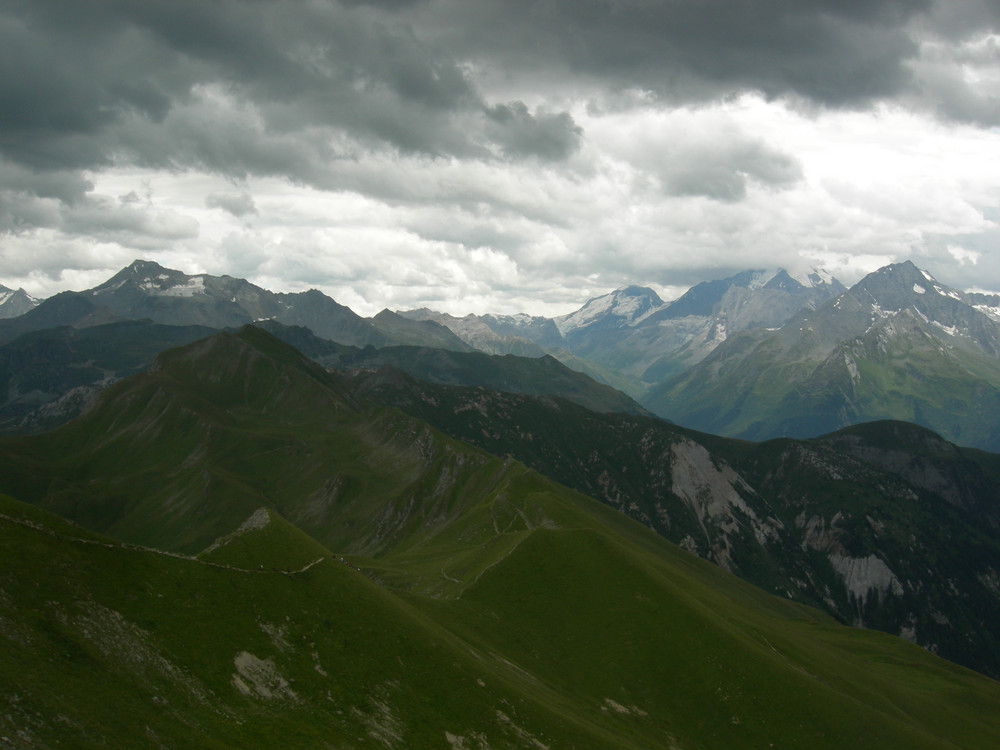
[
  {"xmin": 396, "ymin": 308, "xmax": 549, "ymax": 356},
  {"xmin": 257, "ymin": 321, "xmax": 650, "ymax": 416},
  {"xmin": 0, "ymin": 320, "xmax": 215, "ymax": 432},
  {"xmin": 657, "ymin": 268, "xmax": 843, "ymax": 324},
  {"xmin": 562, "ymin": 270, "xmax": 846, "ymax": 388},
  {"xmin": 83, "ymin": 259, "xmax": 471, "ymax": 351},
  {"xmin": 406, "ymin": 270, "xmax": 846, "ymax": 397},
  {"xmin": 556, "ymin": 284, "xmax": 666, "ymax": 336},
  {"xmin": 478, "ymin": 311, "xmax": 567, "ymax": 349},
  {"xmin": 369, "ymin": 309, "xmax": 472, "ymax": 351},
  {"xmin": 0, "ymin": 284, "xmax": 39, "ymax": 318},
  {"xmin": 646, "ymin": 261, "xmax": 1000, "ymax": 451},
  {"xmin": 2, "ymin": 327, "xmax": 999, "ymax": 748},
  {"xmin": 0, "ymin": 291, "xmax": 128, "ymax": 344},
  {"xmin": 348, "ymin": 366, "xmax": 1000, "ymax": 678}
]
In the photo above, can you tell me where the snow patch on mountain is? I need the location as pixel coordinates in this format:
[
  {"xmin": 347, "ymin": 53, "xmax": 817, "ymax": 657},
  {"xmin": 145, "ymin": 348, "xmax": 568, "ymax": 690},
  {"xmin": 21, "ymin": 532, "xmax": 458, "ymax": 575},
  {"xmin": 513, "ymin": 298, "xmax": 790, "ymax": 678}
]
[
  {"xmin": 555, "ymin": 287, "xmax": 663, "ymax": 334},
  {"xmin": 931, "ymin": 320, "xmax": 963, "ymax": 338},
  {"xmin": 746, "ymin": 270, "xmax": 780, "ymax": 290},
  {"xmin": 975, "ymin": 304, "xmax": 1000, "ymax": 321},
  {"xmin": 556, "ymin": 294, "xmax": 615, "ymax": 333},
  {"xmin": 93, "ymin": 280, "xmax": 127, "ymax": 295},
  {"xmin": 153, "ymin": 276, "xmax": 206, "ymax": 297}
]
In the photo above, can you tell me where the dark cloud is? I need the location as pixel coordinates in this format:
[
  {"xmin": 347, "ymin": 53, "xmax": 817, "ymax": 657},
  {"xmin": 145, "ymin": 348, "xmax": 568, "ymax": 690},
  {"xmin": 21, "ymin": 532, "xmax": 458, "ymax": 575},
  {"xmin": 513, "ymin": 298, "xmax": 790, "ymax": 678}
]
[
  {"xmin": 484, "ymin": 102, "xmax": 582, "ymax": 161},
  {"xmin": 1, "ymin": 0, "xmax": 995, "ymax": 193},
  {"xmin": 0, "ymin": 0, "xmax": 483, "ymax": 174},
  {"xmin": 423, "ymin": 0, "xmax": 934, "ymax": 105},
  {"xmin": 913, "ymin": 0, "xmax": 1000, "ymax": 40}
]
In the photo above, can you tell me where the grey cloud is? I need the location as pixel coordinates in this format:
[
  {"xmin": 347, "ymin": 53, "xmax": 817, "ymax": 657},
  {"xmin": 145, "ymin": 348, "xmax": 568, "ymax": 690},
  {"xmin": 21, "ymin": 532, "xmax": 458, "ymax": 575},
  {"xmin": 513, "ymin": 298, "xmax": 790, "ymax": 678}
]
[
  {"xmin": 908, "ymin": 60, "xmax": 1000, "ymax": 126},
  {"xmin": 0, "ymin": 0, "xmax": 593, "ymax": 239},
  {"xmin": 0, "ymin": 162, "xmax": 198, "ymax": 251},
  {"xmin": 0, "ymin": 0, "xmax": 485, "ymax": 175},
  {"xmin": 0, "ymin": 160, "xmax": 93, "ymax": 205},
  {"xmin": 2, "ymin": 0, "xmax": 998, "ymax": 267},
  {"xmin": 606, "ymin": 115, "xmax": 803, "ymax": 202},
  {"xmin": 423, "ymin": 0, "xmax": 933, "ymax": 106},
  {"xmin": 206, "ymin": 192, "xmax": 258, "ymax": 217},
  {"xmin": 484, "ymin": 102, "xmax": 582, "ymax": 161},
  {"xmin": 912, "ymin": 0, "xmax": 1000, "ymax": 40},
  {"xmin": 660, "ymin": 147, "xmax": 802, "ymax": 201},
  {"xmin": 431, "ymin": 0, "xmax": 1000, "ymax": 129},
  {"xmin": 3, "ymin": 0, "xmax": 995, "ymax": 194},
  {"xmin": 903, "ymin": 32, "xmax": 1000, "ymax": 125},
  {"xmin": 60, "ymin": 199, "xmax": 199, "ymax": 249},
  {"xmin": 658, "ymin": 139, "xmax": 802, "ymax": 202},
  {"xmin": 0, "ymin": 159, "xmax": 94, "ymax": 234}
]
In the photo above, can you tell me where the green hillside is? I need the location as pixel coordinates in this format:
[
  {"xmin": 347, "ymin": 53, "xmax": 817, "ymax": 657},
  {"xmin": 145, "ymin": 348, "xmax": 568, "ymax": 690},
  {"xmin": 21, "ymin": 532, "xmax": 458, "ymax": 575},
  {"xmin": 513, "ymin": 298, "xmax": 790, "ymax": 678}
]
[
  {"xmin": 4, "ymin": 486, "xmax": 1000, "ymax": 748},
  {"xmin": 1, "ymin": 326, "xmax": 999, "ymax": 748},
  {"xmin": 345, "ymin": 364, "xmax": 1000, "ymax": 678}
]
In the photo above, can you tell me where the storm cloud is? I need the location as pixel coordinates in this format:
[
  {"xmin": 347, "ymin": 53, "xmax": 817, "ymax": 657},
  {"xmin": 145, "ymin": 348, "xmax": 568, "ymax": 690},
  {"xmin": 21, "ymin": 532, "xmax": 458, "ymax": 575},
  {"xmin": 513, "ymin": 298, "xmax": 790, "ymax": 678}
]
[{"xmin": 1, "ymin": 0, "xmax": 999, "ymax": 312}]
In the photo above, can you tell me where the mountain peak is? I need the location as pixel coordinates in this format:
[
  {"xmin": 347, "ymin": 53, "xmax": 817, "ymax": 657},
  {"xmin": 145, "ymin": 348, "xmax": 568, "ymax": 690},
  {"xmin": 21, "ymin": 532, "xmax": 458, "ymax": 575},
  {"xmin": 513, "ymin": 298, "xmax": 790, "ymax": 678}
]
[
  {"xmin": 125, "ymin": 258, "xmax": 170, "ymax": 275},
  {"xmin": 850, "ymin": 261, "xmax": 957, "ymax": 313},
  {"xmin": 656, "ymin": 268, "xmax": 841, "ymax": 322},
  {"xmin": 146, "ymin": 325, "xmax": 356, "ymax": 415},
  {"xmin": 93, "ymin": 259, "xmax": 193, "ymax": 296},
  {"xmin": 556, "ymin": 286, "xmax": 664, "ymax": 334},
  {"xmin": 0, "ymin": 285, "xmax": 40, "ymax": 319},
  {"xmin": 617, "ymin": 284, "xmax": 664, "ymax": 301}
]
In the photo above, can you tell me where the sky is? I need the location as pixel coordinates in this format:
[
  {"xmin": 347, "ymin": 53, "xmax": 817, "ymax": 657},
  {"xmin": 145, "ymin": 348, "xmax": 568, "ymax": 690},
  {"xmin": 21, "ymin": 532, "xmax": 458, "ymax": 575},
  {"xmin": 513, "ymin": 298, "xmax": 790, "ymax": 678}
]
[{"xmin": 2, "ymin": 0, "xmax": 1000, "ymax": 317}]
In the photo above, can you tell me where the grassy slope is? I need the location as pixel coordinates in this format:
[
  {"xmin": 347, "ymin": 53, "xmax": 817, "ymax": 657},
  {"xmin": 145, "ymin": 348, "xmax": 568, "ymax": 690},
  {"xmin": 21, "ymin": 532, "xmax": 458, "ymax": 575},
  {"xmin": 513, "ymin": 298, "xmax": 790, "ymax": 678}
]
[
  {"xmin": 0, "ymin": 494, "xmax": 601, "ymax": 749},
  {"xmin": 351, "ymin": 364, "xmax": 1000, "ymax": 678},
  {"xmin": 4, "ymin": 484, "xmax": 1000, "ymax": 749},
  {"xmin": 2, "ymin": 327, "xmax": 1000, "ymax": 747}
]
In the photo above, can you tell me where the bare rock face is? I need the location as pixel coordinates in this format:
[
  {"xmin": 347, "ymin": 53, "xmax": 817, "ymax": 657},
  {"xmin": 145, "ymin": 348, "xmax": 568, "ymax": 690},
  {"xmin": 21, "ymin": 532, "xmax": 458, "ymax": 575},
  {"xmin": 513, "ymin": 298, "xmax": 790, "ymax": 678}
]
[
  {"xmin": 828, "ymin": 553, "xmax": 904, "ymax": 609},
  {"xmin": 669, "ymin": 438, "xmax": 782, "ymax": 570}
]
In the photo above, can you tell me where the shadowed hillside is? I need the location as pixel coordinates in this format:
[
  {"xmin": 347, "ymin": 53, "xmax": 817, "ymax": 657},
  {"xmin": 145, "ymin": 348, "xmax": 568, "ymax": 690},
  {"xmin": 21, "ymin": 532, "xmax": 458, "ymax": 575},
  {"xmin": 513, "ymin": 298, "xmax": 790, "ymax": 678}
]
[{"xmin": 1, "ymin": 327, "xmax": 1000, "ymax": 748}]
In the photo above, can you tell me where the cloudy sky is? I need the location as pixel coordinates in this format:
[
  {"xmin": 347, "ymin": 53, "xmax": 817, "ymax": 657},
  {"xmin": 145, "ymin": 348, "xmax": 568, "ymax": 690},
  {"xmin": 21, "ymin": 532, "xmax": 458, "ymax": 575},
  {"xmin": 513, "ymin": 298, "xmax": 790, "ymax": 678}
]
[{"xmin": 2, "ymin": 0, "xmax": 1000, "ymax": 316}]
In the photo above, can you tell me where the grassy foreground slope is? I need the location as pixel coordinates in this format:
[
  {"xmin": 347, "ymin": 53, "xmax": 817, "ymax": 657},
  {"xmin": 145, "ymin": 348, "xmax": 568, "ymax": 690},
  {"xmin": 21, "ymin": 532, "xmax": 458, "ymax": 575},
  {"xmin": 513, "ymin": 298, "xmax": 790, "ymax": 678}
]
[
  {"xmin": 4, "ymin": 486, "xmax": 1000, "ymax": 749},
  {"xmin": 1, "ymin": 327, "xmax": 999, "ymax": 747}
]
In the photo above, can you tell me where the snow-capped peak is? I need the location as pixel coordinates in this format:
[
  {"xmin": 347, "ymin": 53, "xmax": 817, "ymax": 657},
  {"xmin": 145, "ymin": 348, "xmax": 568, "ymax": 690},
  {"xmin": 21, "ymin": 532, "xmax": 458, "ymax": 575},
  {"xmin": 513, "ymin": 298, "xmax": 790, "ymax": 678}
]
[
  {"xmin": 555, "ymin": 286, "xmax": 664, "ymax": 334},
  {"xmin": 787, "ymin": 267, "xmax": 835, "ymax": 288}
]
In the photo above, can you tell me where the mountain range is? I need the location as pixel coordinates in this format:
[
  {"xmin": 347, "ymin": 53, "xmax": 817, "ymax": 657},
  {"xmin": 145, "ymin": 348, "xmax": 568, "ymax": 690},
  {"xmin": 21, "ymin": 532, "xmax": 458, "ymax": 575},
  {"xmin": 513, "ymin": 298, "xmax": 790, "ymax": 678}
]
[
  {"xmin": 1, "ymin": 259, "xmax": 1000, "ymax": 699},
  {"xmin": 396, "ymin": 262, "xmax": 1000, "ymax": 452},
  {"xmin": 17, "ymin": 258, "xmax": 1000, "ymax": 453},
  {"xmin": 404, "ymin": 269, "xmax": 847, "ymax": 391},
  {"xmin": 647, "ymin": 261, "xmax": 1000, "ymax": 451},
  {"xmin": 1, "ymin": 325, "xmax": 999, "ymax": 747},
  {"xmin": 0, "ymin": 259, "xmax": 470, "ymax": 352}
]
